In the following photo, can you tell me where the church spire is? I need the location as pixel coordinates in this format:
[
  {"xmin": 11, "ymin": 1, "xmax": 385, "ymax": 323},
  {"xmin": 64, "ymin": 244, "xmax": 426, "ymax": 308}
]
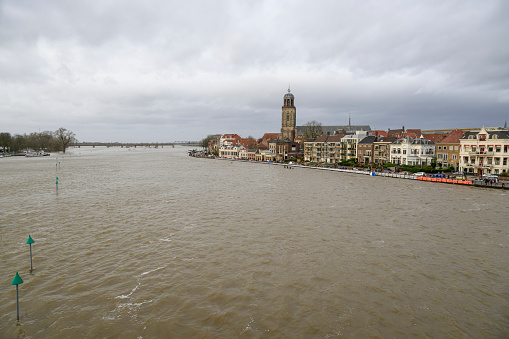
[{"xmin": 288, "ymin": 82, "xmax": 291, "ymax": 93}]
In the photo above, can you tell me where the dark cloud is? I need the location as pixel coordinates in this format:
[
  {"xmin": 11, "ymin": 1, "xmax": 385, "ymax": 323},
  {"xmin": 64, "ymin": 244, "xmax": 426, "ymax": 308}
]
[{"xmin": 0, "ymin": 0, "xmax": 508, "ymax": 142}]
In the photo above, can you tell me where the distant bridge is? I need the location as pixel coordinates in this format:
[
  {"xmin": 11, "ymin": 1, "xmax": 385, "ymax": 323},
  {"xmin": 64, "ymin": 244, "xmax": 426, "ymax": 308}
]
[{"xmin": 71, "ymin": 141, "xmax": 201, "ymax": 148}]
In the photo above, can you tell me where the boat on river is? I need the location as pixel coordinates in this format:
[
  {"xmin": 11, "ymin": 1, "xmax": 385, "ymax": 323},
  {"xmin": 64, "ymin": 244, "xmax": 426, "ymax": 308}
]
[{"xmin": 25, "ymin": 151, "xmax": 50, "ymax": 157}]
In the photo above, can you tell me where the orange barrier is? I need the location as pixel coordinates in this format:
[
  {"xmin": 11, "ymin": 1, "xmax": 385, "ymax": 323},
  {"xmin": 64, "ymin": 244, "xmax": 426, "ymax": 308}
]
[{"xmin": 415, "ymin": 176, "xmax": 473, "ymax": 185}]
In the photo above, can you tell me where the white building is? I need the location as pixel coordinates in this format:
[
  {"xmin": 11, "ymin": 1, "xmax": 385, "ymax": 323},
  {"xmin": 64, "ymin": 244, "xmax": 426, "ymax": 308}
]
[
  {"xmin": 218, "ymin": 145, "xmax": 244, "ymax": 159},
  {"xmin": 390, "ymin": 136, "xmax": 435, "ymax": 166},
  {"xmin": 459, "ymin": 127, "xmax": 509, "ymax": 176}
]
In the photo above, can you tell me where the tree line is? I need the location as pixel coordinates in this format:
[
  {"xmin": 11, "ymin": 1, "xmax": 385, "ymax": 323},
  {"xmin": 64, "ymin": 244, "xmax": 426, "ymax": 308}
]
[{"xmin": 0, "ymin": 128, "xmax": 76, "ymax": 153}]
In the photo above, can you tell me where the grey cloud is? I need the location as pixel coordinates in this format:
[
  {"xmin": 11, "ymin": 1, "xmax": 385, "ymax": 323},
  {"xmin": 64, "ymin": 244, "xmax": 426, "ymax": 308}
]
[{"xmin": 1, "ymin": 0, "xmax": 508, "ymax": 142}]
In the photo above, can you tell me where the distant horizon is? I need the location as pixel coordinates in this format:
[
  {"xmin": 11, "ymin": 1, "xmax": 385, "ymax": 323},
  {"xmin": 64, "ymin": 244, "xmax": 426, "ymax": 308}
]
[{"xmin": 4, "ymin": 123, "xmax": 509, "ymax": 145}]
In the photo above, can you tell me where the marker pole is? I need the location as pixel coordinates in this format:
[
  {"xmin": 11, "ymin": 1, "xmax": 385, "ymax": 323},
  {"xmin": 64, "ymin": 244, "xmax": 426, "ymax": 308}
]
[
  {"xmin": 11, "ymin": 272, "xmax": 23, "ymax": 321},
  {"xmin": 26, "ymin": 235, "xmax": 35, "ymax": 271}
]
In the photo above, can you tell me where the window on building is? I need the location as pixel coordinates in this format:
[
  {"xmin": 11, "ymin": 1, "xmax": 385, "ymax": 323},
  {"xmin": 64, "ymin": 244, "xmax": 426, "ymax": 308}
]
[
  {"xmin": 495, "ymin": 158, "xmax": 500, "ymax": 165},
  {"xmin": 455, "ymin": 146, "xmax": 459, "ymax": 150},
  {"xmin": 496, "ymin": 146, "xmax": 501, "ymax": 152},
  {"xmin": 504, "ymin": 158, "xmax": 508, "ymax": 165},
  {"xmin": 452, "ymin": 154, "xmax": 457, "ymax": 160},
  {"xmin": 488, "ymin": 146, "xmax": 493, "ymax": 152}
]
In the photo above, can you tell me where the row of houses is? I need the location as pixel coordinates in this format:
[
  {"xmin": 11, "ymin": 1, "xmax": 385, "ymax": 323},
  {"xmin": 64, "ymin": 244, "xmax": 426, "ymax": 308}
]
[{"xmin": 213, "ymin": 126, "xmax": 509, "ymax": 176}]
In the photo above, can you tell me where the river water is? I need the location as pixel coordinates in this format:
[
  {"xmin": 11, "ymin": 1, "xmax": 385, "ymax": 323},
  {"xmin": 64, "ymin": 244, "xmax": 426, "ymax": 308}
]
[{"xmin": 1, "ymin": 146, "xmax": 508, "ymax": 338}]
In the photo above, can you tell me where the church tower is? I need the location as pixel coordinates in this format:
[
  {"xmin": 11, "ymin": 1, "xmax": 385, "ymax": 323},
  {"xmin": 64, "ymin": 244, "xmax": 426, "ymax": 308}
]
[{"xmin": 280, "ymin": 85, "xmax": 296, "ymax": 141}]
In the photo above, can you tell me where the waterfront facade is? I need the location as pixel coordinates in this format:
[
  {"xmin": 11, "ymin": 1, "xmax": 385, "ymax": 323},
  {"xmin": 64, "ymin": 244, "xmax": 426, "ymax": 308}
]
[
  {"xmin": 357, "ymin": 136, "xmax": 377, "ymax": 164},
  {"xmin": 436, "ymin": 129, "xmax": 464, "ymax": 170},
  {"xmin": 207, "ymin": 89, "xmax": 509, "ymax": 174},
  {"xmin": 340, "ymin": 131, "xmax": 368, "ymax": 161},
  {"xmin": 390, "ymin": 137, "xmax": 435, "ymax": 166},
  {"xmin": 373, "ymin": 137, "xmax": 397, "ymax": 165},
  {"xmin": 219, "ymin": 144, "xmax": 245, "ymax": 159},
  {"xmin": 459, "ymin": 127, "xmax": 509, "ymax": 175},
  {"xmin": 304, "ymin": 135, "xmax": 343, "ymax": 163}
]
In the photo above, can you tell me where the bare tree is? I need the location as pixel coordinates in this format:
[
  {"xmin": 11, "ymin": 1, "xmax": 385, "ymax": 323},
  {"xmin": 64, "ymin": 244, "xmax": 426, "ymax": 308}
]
[
  {"xmin": 54, "ymin": 127, "xmax": 76, "ymax": 153},
  {"xmin": 302, "ymin": 120, "xmax": 323, "ymax": 139}
]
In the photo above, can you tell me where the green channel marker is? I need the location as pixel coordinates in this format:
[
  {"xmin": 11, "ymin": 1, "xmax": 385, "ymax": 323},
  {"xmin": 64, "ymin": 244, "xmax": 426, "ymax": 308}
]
[
  {"xmin": 27, "ymin": 235, "xmax": 35, "ymax": 271},
  {"xmin": 11, "ymin": 272, "xmax": 23, "ymax": 321}
]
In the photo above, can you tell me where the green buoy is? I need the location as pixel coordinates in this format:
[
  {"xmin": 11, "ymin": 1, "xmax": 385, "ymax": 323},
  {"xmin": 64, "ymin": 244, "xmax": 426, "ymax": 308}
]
[
  {"xmin": 26, "ymin": 235, "xmax": 35, "ymax": 271},
  {"xmin": 11, "ymin": 272, "xmax": 24, "ymax": 321}
]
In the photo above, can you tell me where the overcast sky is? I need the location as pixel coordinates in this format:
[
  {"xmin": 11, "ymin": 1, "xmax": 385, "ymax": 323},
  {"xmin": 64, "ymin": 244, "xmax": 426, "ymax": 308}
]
[{"xmin": 1, "ymin": 0, "xmax": 508, "ymax": 142}]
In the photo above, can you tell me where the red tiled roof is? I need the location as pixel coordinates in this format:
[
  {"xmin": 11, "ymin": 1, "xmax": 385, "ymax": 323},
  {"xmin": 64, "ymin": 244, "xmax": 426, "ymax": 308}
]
[
  {"xmin": 327, "ymin": 135, "xmax": 343, "ymax": 142},
  {"xmin": 262, "ymin": 133, "xmax": 279, "ymax": 140},
  {"xmin": 315, "ymin": 134, "xmax": 328, "ymax": 142},
  {"xmin": 438, "ymin": 130, "xmax": 464, "ymax": 144},
  {"xmin": 422, "ymin": 134, "xmax": 445, "ymax": 142},
  {"xmin": 387, "ymin": 129, "xmax": 403, "ymax": 136},
  {"xmin": 406, "ymin": 129, "xmax": 422, "ymax": 135}
]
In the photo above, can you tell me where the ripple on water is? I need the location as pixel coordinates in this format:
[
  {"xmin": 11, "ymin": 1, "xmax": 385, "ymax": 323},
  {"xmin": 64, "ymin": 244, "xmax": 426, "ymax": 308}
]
[{"xmin": 0, "ymin": 148, "xmax": 508, "ymax": 338}]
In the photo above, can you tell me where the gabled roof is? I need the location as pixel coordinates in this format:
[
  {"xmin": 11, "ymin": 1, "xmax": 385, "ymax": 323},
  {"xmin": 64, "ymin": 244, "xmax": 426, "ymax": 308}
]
[
  {"xmin": 326, "ymin": 135, "xmax": 343, "ymax": 142},
  {"xmin": 462, "ymin": 129, "xmax": 509, "ymax": 140},
  {"xmin": 406, "ymin": 129, "xmax": 422, "ymax": 135},
  {"xmin": 315, "ymin": 135, "xmax": 329, "ymax": 142},
  {"xmin": 422, "ymin": 133, "xmax": 444, "ymax": 143},
  {"xmin": 371, "ymin": 130, "xmax": 388, "ymax": 137},
  {"xmin": 387, "ymin": 129, "xmax": 404, "ymax": 136},
  {"xmin": 261, "ymin": 133, "xmax": 280, "ymax": 140},
  {"xmin": 437, "ymin": 129, "xmax": 464, "ymax": 144},
  {"xmin": 359, "ymin": 136, "xmax": 377, "ymax": 144}
]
